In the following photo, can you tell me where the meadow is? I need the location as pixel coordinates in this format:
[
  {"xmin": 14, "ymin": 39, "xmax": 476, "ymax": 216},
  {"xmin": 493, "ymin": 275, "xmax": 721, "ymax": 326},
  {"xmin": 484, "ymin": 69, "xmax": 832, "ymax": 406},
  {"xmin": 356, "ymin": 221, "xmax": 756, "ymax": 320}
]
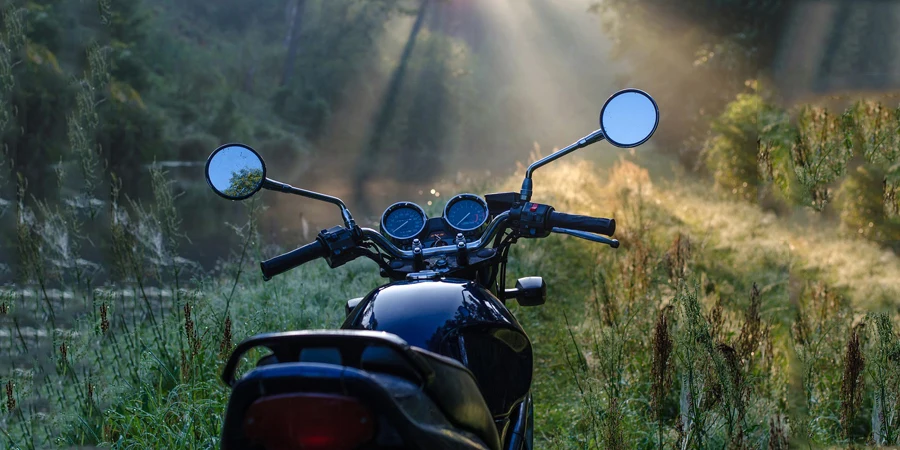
[{"xmin": 3, "ymin": 150, "xmax": 900, "ymax": 449}]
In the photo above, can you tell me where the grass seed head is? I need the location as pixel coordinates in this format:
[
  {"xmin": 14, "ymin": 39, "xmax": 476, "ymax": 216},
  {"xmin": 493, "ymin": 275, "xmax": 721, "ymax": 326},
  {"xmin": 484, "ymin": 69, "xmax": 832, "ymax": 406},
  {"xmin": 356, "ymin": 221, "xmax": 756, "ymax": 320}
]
[
  {"xmin": 665, "ymin": 233, "xmax": 692, "ymax": 280},
  {"xmin": 651, "ymin": 308, "xmax": 673, "ymax": 419},
  {"xmin": 219, "ymin": 315, "xmax": 233, "ymax": 359},
  {"xmin": 180, "ymin": 349, "xmax": 190, "ymax": 381},
  {"xmin": 738, "ymin": 283, "xmax": 762, "ymax": 364},
  {"xmin": 100, "ymin": 302, "xmax": 110, "ymax": 334},
  {"xmin": 5, "ymin": 381, "xmax": 14, "ymax": 412},
  {"xmin": 707, "ymin": 296, "xmax": 725, "ymax": 344},
  {"xmin": 840, "ymin": 323, "xmax": 866, "ymax": 438}
]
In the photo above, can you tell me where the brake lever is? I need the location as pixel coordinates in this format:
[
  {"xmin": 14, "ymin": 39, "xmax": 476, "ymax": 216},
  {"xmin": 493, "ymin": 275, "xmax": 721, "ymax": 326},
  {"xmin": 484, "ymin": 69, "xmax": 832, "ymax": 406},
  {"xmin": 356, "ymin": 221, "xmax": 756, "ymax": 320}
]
[{"xmin": 552, "ymin": 227, "xmax": 620, "ymax": 248}]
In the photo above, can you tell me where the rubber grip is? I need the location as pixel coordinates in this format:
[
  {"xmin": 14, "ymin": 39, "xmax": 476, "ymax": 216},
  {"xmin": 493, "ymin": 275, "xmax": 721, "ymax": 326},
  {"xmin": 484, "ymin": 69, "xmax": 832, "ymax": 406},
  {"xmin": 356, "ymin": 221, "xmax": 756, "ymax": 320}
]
[
  {"xmin": 548, "ymin": 212, "xmax": 616, "ymax": 236},
  {"xmin": 260, "ymin": 240, "xmax": 328, "ymax": 280}
]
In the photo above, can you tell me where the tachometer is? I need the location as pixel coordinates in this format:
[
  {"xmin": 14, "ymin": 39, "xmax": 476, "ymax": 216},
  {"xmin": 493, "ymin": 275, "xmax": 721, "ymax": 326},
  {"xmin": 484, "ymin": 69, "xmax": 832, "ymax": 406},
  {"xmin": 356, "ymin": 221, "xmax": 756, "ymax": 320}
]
[
  {"xmin": 381, "ymin": 202, "xmax": 427, "ymax": 242},
  {"xmin": 444, "ymin": 194, "xmax": 489, "ymax": 233}
]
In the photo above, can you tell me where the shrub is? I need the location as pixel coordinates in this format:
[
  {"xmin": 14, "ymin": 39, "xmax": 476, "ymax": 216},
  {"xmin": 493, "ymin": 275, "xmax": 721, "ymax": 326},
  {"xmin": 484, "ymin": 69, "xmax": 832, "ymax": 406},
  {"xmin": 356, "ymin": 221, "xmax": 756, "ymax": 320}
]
[
  {"xmin": 704, "ymin": 92, "xmax": 764, "ymax": 201},
  {"xmin": 835, "ymin": 164, "xmax": 900, "ymax": 242},
  {"xmin": 705, "ymin": 90, "xmax": 797, "ymax": 206}
]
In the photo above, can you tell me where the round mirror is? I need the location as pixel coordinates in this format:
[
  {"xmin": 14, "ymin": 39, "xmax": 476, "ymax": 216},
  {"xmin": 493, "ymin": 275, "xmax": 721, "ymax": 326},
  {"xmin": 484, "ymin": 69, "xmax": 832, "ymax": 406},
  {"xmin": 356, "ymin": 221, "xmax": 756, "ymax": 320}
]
[
  {"xmin": 599, "ymin": 89, "xmax": 660, "ymax": 148},
  {"xmin": 205, "ymin": 143, "xmax": 267, "ymax": 200}
]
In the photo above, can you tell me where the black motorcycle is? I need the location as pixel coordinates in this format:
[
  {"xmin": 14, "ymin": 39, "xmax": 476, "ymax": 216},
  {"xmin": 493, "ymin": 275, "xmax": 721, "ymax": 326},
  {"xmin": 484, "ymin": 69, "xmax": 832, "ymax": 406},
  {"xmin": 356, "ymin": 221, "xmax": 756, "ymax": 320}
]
[{"xmin": 206, "ymin": 89, "xmax": 659, "ymax": 450}]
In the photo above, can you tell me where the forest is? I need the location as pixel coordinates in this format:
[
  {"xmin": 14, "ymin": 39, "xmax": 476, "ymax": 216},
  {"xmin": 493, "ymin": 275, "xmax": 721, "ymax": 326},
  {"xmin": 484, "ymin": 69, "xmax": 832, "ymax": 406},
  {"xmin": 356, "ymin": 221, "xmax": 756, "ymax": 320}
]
[{"xmin": 2, "ymin": 0, "xmax": 900, "ymax": 448}]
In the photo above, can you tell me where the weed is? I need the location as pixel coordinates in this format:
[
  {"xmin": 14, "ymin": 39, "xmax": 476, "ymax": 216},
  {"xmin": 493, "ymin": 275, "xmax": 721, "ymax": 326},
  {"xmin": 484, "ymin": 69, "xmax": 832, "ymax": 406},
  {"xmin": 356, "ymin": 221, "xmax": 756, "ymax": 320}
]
[
  {"xmin": 219, "ymin": 315, "xmax": 233, "ymax": 360},
  {"xmin": 768, "ymin": 415, "xmax": 788, "ymax": 450},
  {"xmin": 865, "ymin": 313, "xmax": 900, "ymax": 445},
  {"xmin": 840, "ymin": 322, "xmax": 866, "ymax": 440},
  {"xmin": 650, "ymin": 307, "xmax": 673, "ymax": 448},
  {"xmin": 5, "ymin": 380, "xmax": 14, "ymax": 412}
]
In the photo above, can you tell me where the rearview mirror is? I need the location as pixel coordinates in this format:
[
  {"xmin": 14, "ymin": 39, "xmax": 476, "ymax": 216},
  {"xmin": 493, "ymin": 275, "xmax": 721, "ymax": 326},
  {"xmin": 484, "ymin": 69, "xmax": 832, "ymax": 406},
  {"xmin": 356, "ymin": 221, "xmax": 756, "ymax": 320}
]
[
  {"xmin": 205, "ymin": 143, "xmax": 267, "ymax": 200},
  {"xmin": 600, "ymin": 89, "xmax": 659, "ymax": 148}
]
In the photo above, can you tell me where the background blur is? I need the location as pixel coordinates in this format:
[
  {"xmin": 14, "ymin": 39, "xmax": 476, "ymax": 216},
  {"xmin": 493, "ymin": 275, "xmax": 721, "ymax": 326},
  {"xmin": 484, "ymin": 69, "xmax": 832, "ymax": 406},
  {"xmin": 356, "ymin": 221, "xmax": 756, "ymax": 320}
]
[{"xmin": 2, "ymin": 0, "xmax": 899, "ymax": 274}]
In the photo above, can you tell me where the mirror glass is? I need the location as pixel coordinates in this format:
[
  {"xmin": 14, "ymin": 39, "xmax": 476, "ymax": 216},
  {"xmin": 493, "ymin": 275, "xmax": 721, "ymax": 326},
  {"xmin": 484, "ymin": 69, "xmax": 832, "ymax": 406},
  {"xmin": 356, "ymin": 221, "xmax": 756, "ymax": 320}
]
[
  {"xmin": 600, "ymin": 90, "xmax": 659, "ymax": 148},
  {"xmin": 206, "ymin": 144, "xmax": 266, "ymax": 200}
]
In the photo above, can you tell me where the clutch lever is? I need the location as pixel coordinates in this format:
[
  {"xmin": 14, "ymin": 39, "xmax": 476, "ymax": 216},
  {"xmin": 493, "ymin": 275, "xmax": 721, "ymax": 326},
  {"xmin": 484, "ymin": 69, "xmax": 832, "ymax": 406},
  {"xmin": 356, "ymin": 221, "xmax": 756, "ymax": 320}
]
[{"xmin": 552, "ymin": 227, "xmax": 620, "ymax": 248}]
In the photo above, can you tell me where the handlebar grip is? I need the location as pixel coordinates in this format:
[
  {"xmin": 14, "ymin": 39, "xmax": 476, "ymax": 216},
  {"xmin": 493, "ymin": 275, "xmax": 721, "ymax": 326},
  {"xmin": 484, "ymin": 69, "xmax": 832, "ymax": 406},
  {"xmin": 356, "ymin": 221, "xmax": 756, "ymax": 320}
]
[
  {"xmin": 260, "ymin": 239, "xmax": 328, "ymax": 280},
  {"xmin": 548, "ymin": 212, "xmax": 616, "ymax": 236}
]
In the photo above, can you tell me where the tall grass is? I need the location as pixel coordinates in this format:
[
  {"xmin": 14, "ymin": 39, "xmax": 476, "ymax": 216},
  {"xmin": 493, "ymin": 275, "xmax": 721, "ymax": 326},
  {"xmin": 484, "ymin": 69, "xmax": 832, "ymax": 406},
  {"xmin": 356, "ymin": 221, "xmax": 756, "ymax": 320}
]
[
  {"xmin": 708, "ymin": 88, "xmax": 900, "ymax": 247},
  {"xmin": 3, "ymin": 144, "xmax": 900, "ymax": 449},
  {"xmin": 546, "ymin": 159, "xmax": 900, "ymax": 448}
]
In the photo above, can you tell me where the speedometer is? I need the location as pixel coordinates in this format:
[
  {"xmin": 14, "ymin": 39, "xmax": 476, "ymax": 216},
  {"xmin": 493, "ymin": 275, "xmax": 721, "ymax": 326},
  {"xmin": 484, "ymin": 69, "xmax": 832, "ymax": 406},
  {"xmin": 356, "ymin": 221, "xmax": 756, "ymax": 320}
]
[
  {"xmin": 444, "ymin": 194, "xmax": 489, "ymax": 233},
  {"xmin": 381, "ymin": 202, "xmax": 427, "ymax": 242}
]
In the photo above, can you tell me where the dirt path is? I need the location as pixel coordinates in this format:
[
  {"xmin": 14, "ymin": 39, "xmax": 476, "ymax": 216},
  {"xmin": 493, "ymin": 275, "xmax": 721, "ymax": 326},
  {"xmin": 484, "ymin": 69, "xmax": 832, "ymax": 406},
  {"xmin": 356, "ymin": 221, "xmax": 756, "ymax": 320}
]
[{"xmin": 653, "ymin": 180, "xmax": 900, "ymax": 310}]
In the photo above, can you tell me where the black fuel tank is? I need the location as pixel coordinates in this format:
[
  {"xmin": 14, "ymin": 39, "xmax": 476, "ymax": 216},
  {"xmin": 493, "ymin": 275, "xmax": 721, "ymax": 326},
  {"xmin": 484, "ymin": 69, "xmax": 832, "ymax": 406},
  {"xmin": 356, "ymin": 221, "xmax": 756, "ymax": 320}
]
[{"xmin": 342, "ymin": 279, "xmax": 533, "ymax": 417}]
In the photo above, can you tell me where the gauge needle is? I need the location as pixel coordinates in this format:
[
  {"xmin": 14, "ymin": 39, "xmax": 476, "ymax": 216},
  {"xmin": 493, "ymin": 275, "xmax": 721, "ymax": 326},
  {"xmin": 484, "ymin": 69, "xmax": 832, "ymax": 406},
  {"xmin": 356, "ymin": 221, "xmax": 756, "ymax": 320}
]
[
  {"xmin": 395, "ymin": 220, "xmax": 410, "ymax": 232},
  {"xmin": 459, "ymin": 213, "xmax": 471, "ymax": 224}
]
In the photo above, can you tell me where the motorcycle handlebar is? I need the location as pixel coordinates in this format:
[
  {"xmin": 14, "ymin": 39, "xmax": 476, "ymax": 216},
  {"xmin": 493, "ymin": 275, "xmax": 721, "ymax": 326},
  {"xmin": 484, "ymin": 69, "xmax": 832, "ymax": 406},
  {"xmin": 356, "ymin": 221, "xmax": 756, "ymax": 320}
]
[
  {"xmin": 362, "ymin": 212, "xmax": 511, "ymax": 259},
  {"xmin": 548, "ymin": 211, "xmax": 615, "ymax": 237},
  {"xmin": 258, "ymin": 208, "xmax": 617, "ymax": 278},
  {"xmin": 260, "ymin": 239, "xmax": 328, "ymax": 280}
]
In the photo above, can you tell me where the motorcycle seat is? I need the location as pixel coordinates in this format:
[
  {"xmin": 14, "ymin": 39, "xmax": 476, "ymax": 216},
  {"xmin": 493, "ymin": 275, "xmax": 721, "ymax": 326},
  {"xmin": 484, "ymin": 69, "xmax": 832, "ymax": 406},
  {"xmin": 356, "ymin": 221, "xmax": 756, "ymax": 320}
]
[
  {"xmin": 221, "ymin": 330, "xmax": 501, "ymax": 450},
  {"xmin": 407, "ymin": 346, "xmax": 502, "ymax": 450}
]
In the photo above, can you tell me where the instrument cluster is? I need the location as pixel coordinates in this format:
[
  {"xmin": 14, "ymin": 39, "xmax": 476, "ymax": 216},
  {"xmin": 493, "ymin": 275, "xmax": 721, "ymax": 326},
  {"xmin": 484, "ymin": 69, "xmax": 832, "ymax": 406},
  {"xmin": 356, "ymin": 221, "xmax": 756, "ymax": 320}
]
[{"xmin": 380, "ymin": 194, "xmax": 490, "ymax": 248}]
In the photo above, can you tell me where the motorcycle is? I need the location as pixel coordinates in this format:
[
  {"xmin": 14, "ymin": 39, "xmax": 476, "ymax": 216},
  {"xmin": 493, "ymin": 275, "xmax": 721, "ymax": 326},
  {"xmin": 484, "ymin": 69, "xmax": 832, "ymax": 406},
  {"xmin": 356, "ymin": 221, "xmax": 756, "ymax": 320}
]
[{"xmin": 206, "ymin": 89, "xmax": 659, "ymax": 450}]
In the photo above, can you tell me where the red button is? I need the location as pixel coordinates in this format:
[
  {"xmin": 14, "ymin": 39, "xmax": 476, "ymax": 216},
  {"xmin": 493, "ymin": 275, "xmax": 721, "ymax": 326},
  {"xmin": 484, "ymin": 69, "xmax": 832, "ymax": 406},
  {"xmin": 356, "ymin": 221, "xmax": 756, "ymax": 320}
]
[{"xmin": 530, "ymin": 204, "xmax": 539, "ymax": 212}]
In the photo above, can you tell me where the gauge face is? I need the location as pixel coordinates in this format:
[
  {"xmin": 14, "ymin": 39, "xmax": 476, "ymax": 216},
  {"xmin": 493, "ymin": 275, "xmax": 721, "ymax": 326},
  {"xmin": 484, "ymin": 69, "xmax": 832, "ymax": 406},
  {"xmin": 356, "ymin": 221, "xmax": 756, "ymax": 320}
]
[
  {"xmin": 381, "ymin": 203, "xmax": 427, "ymax": 241},
  {"xmin": 444, "ymin": 194, "xmax": 489, "ymax": 232}
]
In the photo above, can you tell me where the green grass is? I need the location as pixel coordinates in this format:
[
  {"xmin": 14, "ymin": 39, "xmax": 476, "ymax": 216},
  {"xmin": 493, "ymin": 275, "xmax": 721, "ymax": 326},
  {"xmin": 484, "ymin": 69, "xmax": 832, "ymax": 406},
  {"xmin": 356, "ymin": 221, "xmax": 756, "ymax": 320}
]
[{"xmin": 3, "ymin": 157, "xmax": 900, "ymax": 449}]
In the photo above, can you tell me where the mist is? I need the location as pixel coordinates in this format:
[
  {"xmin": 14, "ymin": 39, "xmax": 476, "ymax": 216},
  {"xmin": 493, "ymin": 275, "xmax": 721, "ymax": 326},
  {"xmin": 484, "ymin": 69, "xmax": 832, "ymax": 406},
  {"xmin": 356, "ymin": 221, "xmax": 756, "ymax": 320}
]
[{"xmin": 259, "ymin": 0, "xmax": 624, "ymax": 243}]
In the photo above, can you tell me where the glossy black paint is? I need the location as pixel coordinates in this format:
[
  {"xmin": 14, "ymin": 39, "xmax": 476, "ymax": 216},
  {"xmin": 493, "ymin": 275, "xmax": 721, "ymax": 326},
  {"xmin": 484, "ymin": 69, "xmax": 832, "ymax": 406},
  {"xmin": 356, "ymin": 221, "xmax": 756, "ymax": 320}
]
[{"xmin": 342, "ymin": 279, "xmax": 533, "ymax": 419}]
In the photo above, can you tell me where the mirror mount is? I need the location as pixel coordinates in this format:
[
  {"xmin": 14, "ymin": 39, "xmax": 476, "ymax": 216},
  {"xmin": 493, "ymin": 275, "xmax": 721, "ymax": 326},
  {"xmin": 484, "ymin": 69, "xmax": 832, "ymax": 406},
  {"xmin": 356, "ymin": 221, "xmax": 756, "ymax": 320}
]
[
  {"xmin": 519, "ymin": 128, "xmax": 605, "ymax": 202},
  {"xmin": 262, "ymin": 178, "xmax": 358, "ymax": 230}
]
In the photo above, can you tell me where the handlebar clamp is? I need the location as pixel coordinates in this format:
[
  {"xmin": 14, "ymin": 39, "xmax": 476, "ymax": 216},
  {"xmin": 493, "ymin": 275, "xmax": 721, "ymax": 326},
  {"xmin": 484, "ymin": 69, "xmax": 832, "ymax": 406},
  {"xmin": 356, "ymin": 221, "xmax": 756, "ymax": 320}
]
[
  {"xmin": 512, "ymin": 202, "xmax": 555, "ymax": 238},
  {"xmin": 320, "ymin": 225, "xmax": 360, "ymax": 269}
]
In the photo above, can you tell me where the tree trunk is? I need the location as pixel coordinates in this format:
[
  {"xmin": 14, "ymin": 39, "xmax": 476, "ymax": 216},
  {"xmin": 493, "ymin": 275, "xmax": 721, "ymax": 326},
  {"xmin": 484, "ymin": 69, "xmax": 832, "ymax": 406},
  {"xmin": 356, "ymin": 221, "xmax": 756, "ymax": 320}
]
[
  {"xmin": 352, "ymin": 0, "xmax": 431, "ymax": 210},
  {"xmin": 281, "ymin": 0, "xmax": 307, "ymax": 87}
]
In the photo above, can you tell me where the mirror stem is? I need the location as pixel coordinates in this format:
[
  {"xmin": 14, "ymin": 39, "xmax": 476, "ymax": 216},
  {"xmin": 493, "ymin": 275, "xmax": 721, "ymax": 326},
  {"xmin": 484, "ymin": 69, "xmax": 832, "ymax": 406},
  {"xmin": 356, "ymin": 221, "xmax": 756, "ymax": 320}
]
[
  {"xmin": 262, "ymin": 178, "xmax": 357, "ymax": 229},
  {"xmin": 519, "ymin": 129, "xmax": 605, "ymax": 201}
]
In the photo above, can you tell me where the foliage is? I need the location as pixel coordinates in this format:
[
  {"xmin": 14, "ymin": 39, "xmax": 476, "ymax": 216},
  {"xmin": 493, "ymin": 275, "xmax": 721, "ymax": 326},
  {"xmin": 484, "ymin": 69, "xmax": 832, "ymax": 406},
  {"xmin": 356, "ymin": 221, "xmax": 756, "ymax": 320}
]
[
  {"xmin": 592, "ymin": 0, "xmax": 789, "ymax": 164},
  {"xmin": 703, "ymin": 91, "xmax": 765, "ymax": 202},
  {"xmin": 222, "ymin": 168, "xmax": 263, "ymax": 199},
  {"xmin": 705, "ymin": 89, "xmax": 900, "ymax": 247}
]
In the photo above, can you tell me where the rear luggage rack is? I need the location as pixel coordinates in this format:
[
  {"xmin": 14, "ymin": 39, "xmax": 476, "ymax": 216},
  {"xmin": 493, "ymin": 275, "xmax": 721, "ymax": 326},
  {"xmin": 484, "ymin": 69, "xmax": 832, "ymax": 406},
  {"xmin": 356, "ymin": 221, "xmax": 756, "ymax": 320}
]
[{"xmin": 222, "ymin": 330, "xmax": 436, "ymax": 387}]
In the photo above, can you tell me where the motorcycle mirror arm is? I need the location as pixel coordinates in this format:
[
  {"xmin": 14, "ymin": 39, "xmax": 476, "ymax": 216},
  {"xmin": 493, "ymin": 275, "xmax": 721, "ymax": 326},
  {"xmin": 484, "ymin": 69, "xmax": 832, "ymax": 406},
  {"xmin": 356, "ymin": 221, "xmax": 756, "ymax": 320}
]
[
  {"xmin": 262, "ymin": 178, "xmax": 357, "ymax": 229},
  {"xmin": 519, "ymin": 129, "xmax": 605, "ymax": 201}
]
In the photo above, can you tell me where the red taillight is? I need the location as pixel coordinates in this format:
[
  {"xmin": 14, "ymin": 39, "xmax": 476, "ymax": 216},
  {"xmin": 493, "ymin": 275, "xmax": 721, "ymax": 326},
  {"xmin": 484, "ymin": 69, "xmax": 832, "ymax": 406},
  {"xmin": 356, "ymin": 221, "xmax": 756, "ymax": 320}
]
[{"xmin": 243, "ymin": 393, "xmax": 375, "ymax": 450}]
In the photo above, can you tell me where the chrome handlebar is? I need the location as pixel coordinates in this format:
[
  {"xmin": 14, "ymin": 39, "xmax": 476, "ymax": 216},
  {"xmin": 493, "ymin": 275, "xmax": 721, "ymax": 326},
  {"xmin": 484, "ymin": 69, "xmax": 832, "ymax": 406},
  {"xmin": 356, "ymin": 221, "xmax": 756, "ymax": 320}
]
[{"xmin": 361, "ymin": 212, "xmax": 511, "ymax": 259}]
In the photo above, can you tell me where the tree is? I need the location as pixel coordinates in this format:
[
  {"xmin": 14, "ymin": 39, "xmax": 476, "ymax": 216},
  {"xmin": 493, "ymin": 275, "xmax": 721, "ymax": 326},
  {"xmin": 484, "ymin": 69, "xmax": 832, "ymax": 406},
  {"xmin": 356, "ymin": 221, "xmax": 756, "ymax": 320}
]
[
  {"xmin": 352, "ymin": 0, "xmax": 431, "ymax": 210},
  {"xmin": 280, "ymin": 0, "xmax": 307, "ymax": 87},
  {"xmin": 223, "ymin": 167, "xmax": 264, "ymax": 198},
  {"xmin": 592, "ymin": 0, "xmax": 789, "ymax": 165}
]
